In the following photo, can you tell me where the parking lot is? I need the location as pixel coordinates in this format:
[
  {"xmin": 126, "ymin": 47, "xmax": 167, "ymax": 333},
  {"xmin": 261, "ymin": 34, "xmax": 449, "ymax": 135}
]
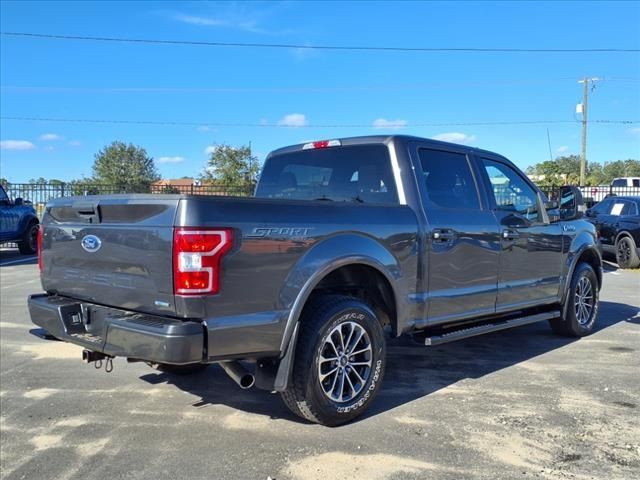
[{"xmin": 0, "ymin": 249, "xmax": 638, "ymax": 480}]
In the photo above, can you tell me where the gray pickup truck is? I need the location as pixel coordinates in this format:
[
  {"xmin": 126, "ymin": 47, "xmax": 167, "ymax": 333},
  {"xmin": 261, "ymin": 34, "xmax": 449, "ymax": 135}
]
[{"xmin": 29, "ymin": 135, "xmax": 602, "ymax": 426}]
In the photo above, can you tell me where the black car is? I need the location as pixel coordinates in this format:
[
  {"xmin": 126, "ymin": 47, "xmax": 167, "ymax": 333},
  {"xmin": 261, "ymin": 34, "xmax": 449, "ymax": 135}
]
[{"xmin": 586, "ymin": 196, "xmax": 640, "ymax": 269}]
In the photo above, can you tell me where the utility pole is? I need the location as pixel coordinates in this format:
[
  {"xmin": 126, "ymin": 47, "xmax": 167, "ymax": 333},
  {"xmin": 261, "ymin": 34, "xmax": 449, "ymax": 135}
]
[{"xmin": 577, "ymin": 77, "xmax": 599, "ymax": 186}]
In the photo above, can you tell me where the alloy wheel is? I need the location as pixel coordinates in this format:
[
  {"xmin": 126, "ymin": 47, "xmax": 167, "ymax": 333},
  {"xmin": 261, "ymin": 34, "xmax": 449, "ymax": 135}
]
[
  {"xmin": 317, "ymin": 321, "xmax": 372, "ymax": 403},
  {"xmin": 574, "ymin": 276, "xmax": 594, "ymax": 326}
]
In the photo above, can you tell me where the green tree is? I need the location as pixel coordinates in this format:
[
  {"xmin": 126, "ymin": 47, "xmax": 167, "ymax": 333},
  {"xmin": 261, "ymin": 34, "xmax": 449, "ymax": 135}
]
[
  {"xmin": 92, "ymin": 141, "xmax": 160, "ymax": 192},
  {"xmin": 0, "ymin": 178, "xmax": 9, "ymax": 188},
  {"xmin": 67, "ymin": 178, "xmax": 101, "ymax": 196},
  {"xmin": 201, "ymin": 144, "xmax": 260, "ymax": 188},
  {"xmin": 28, "ymin": 177, "xmax": 48, "ymax": 184},
  {"xmin": 602, "ymin": 159, "xmax": 640, "ymax": 180},
  {"xmin": 586, "ymin": 163, "xmax": 607, "ymax": 186},
  {"xmin": 527, "ymin": 155, "xmax": 640, "ymax": 186}
]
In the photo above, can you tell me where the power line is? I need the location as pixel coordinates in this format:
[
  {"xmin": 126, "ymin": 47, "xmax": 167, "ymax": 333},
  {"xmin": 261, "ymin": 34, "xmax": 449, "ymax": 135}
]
[
  {"xmin": 2, "ymin": 32, "xmax": 639, "ymax": 53},
  {"xmin": 1, "ymin": 115, "xmax": 637, "ymax": 128},
  {"xmin": 2, "ymin": 77, "xmax": 639, "ymax": 94}
]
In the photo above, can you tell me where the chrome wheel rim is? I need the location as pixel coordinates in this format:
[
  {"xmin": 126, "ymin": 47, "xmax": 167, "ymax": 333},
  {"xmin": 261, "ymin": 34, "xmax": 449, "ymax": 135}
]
[
  {"xmin": 574, "ymin": 276, "xmax": 594, "ymax": 326},
  {"xmin": 317, "ymin": 321, "xmax": 372, "ymax": 403}
]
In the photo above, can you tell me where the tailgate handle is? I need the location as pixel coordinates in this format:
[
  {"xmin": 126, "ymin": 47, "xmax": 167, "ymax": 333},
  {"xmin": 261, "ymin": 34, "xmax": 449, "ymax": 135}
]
[{"xmin": 73, "ymin": 203, "xmax": 100, "ymax": 222}]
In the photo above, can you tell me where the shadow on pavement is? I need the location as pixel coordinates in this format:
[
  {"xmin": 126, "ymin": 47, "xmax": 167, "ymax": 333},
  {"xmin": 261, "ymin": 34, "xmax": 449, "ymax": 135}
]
[
  {"xmin": 138, "ymin": 300, "xmax": 638, "ymax": 425},
  {"xmin": 0, "ymin": 248, "xmax": 37, "ymax": 266}
]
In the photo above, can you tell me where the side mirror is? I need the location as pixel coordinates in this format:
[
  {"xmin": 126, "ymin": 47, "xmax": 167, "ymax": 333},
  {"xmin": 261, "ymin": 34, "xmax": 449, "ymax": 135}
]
[
  {"xmin": 14, "ymin": 197, "xmax": 24, "ymax": 206},
  {"xmin": 558, "ymin": 186, "xmax": 585, "ymax": 221}
]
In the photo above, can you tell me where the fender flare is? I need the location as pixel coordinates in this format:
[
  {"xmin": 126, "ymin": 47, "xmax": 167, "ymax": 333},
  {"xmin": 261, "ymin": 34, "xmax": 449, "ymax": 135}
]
[
  {"xmin": 561, "ymin": 241, "xmax": 602, "ymax": 316},
  {"xmin": 278, "ymin": 233, "xmax": 401, "ymax": 352},
  {"xmin": 271, "ymin": 233, "xmax": 402, "ymax": 391},
  {"xmin": 614, "ymin": 230, "xmax": 636, "ymax": 246}
]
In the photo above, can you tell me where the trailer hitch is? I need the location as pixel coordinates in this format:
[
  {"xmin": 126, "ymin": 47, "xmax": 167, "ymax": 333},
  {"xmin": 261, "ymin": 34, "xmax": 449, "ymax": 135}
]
[{"xmin": 82, "ymin": 349, "xmax": 114, "ymax": 373}]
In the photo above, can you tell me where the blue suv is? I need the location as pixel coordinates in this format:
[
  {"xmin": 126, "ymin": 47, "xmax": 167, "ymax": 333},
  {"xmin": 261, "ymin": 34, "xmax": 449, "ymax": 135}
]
[{"xmin": 0, "ymin": 184, "xmax": 39, "ymax": 254}]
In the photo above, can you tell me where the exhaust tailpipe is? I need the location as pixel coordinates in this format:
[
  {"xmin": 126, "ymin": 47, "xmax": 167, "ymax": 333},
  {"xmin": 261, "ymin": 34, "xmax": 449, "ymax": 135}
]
[{"xmin": 220, "ymin": 361, "xmax": 255, "ymax": 389}]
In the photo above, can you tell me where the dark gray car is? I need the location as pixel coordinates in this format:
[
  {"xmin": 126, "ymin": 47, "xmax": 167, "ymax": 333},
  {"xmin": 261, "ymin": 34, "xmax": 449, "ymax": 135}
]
[{"xmin": 29, "ymin": 135, "xmax": 602, "ymax": 425}]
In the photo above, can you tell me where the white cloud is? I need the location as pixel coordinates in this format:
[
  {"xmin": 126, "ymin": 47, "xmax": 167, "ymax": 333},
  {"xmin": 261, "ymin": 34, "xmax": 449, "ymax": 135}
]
[
  {"xmin": 556, "ymin": 145, "xmax": 569, "ymax": 154},
  {"xmin": 372, "ymin": 118, "xmax": 408, "ymax": 130},
  {"xmin": 628, "ymin": 127, "xmax": 640, "ymax": 137},
  {"xmin": 68, "ymin": 140, "xmax": 81, "ymax": 147},
  {"xmin": 173, "ymin": 14, "xmax": 225, "ymax": 26},
  {"xmin": 157, "ymin": 156, "xmax": 186, "ymax": 164},
  {"xmin": 44, "ymin": 146, "xmax": 55, "ymax": 152},
  {"xmin": 39, "ymin": 133, "xmax": 63, "ymax": 141},
  {"xmin": 0, "ymin": 140, "xmax": 36, "ymax": 151},
  {"xmin": 197, "ymin": 125, "xmax": 210, "ymax": 132},
  {"xmin": 171, "ymin": 12, "xmax": 283, "ymax": 35},
  {"xmin": 204, "ymin": 145, "xmax": 217, "ymax": 155},
  {"xmin": 432, "ymin": 132, "xmax": 477, "ymax": 144},
  {"xmin": 277, "ymin": 113, "xmax": 308, "ymax": 127}
]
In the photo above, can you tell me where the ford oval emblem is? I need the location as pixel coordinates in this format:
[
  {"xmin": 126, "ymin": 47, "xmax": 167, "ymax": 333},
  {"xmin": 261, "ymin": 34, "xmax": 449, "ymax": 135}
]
[{"xmin": 81, "ymin": 234, "xmax": 102, "ymax": 253}]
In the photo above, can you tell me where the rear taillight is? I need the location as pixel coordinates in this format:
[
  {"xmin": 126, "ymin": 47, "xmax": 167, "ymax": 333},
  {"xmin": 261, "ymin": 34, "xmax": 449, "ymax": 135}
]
[
  {"xmin": 173, "ymin": 228, "xmax": 233, "ymax": 295},
  {"xmin": 37, "ymin": 225, "xmax": 43, "ymax": 272}
]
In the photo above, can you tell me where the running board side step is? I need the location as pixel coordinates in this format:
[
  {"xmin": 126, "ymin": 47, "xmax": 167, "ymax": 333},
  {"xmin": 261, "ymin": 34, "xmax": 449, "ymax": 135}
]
[{"xmin": 416, "ymin": 311, "xmax": 560, "ymax": 346}]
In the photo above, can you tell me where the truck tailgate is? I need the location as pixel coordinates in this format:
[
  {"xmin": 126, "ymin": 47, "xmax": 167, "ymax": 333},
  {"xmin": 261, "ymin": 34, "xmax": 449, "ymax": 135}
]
[{"xmin": 40, "ymin": 196, "xmax": 179, "ymax": 316}]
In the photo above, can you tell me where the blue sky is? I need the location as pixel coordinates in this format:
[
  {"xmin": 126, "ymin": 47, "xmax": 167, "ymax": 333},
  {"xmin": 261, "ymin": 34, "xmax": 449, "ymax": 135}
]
[{"xmin": 1, "ymin": 0, "xmax": 639, "ymax": 182}]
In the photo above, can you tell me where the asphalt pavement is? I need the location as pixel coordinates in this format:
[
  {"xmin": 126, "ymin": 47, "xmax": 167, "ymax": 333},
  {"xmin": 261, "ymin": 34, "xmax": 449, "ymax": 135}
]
[{"xmin": 1, "ymin": 248, "xmax": 638, "ymax": 480}]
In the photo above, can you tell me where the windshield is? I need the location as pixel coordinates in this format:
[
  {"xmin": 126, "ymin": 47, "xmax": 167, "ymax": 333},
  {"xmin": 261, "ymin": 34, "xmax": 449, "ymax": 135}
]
[{"xmin": 255, "ymin": 145, "xmax": 398, "ymax": 204}]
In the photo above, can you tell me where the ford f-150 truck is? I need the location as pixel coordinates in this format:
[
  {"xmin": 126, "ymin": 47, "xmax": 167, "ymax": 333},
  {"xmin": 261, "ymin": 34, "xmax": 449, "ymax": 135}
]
[{"xmin": 29, "ymin": 135, "xmax": 602, "ymax": 426}]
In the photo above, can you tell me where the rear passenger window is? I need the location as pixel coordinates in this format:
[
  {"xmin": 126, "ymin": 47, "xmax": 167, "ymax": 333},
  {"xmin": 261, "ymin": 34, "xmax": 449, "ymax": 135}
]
[
  {"xmin": 616, "ymin": 200, "xmax": 638, "ymax": 216},
  {"xmin": 622, "ymin": 201, "xmax": 637, "ymax": 215},
  {"xmin": 418, "ymin": 149, "xmax": 480, "ymax": 209}
]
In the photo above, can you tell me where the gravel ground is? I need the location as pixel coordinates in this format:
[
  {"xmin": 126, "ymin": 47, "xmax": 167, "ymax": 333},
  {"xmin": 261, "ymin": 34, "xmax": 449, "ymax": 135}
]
[{"xmin": 1, "ymin": 249, "xmax": 638, "ymax": 480}]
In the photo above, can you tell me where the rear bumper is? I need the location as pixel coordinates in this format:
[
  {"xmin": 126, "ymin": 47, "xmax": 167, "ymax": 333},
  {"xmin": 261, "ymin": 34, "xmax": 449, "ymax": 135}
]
[{"xmin": 28, "ymin": 294, "xmax": 204, "ymax": 365}]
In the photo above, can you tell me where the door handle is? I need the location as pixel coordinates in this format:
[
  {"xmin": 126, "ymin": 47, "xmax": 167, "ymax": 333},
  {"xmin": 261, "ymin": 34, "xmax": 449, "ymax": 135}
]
[
  {"xmin": 502, "ymin": 229, "xmax": 519, "ymax": 240},
  {"xmin": 432, "ymin": 229, "xmax": 456, "ymax": 242}
]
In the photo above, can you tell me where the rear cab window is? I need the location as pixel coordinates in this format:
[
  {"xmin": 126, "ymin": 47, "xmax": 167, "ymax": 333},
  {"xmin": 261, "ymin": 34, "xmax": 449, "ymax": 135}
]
[{"xmin": 256, "ymin": 145, "xmax": 398, "ymax": 204}]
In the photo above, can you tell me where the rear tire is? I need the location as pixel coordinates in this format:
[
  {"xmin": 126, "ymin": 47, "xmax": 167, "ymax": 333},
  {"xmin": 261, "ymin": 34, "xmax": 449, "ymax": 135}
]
[
  {"xmin": 615, "ymin": 236, "xmax": 640, "ymax": 269},
  {"xmin": 18, "ymin": 221, "xmax": 39, "ymax": 255},
  {"xmin": 550, "ymin": 262, "xmax": 599, "ymax": 337},
  {"xmin": 280, "ymin": 295, "xmax": 386, "ymax": 426}
]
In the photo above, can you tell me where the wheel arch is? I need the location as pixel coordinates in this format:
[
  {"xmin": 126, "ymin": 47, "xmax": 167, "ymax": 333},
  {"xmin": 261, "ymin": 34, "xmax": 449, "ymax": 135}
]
[
  {"xmin": 564, "ymin": 244, "xmax": 602, "ymax": 303},
  {"xmin": 615, "ymin": 230, "xmax": 636, "ymax": 245},
  {"xmin": 267, "ymin": 233, "xmax": 403, "ymax": 392}
]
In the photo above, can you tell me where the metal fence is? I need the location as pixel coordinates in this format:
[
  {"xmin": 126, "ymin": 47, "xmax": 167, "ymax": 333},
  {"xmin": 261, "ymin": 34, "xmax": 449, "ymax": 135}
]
[
  {"xmin": 2, "ymin": 183, "xmax": 255, "ymax": 217},
  {"xmin": 2, "ymin": 182, "xmax": 637, "ymax": 215}
]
